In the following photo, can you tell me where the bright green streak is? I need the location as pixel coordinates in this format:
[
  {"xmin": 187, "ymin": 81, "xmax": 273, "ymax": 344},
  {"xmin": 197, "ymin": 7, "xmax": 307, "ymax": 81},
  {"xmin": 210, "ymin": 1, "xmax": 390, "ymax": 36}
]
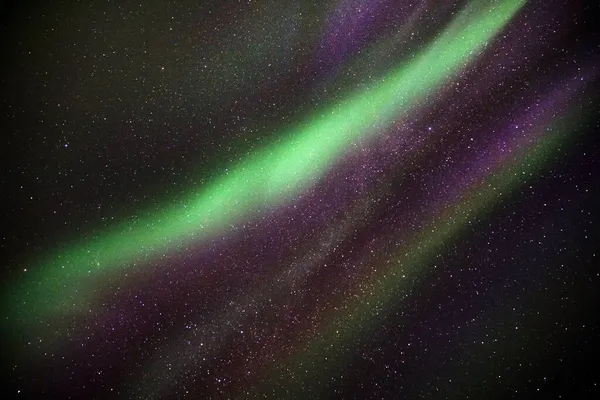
[{"xmin": 4, "ymin": 0, "xmax": 525, "ymax": 325}]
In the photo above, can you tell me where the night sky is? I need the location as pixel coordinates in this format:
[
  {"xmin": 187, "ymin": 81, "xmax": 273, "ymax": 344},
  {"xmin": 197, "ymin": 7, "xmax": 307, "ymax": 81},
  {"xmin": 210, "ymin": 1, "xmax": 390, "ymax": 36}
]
[{"xmin": 2, "ymin": 1, "xmax": 599, "ymax": 399}]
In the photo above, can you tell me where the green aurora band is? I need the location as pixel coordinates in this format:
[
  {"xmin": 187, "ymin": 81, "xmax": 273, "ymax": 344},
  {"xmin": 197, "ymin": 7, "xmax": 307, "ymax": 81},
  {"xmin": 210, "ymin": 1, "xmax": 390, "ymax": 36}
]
[
  {"xmin": 250, "ymin": 109, "xmax": 590, "ymax": 399},
  {"xmin": 4, "ymin": 0, "xmax": 526, "ymax": 328}
]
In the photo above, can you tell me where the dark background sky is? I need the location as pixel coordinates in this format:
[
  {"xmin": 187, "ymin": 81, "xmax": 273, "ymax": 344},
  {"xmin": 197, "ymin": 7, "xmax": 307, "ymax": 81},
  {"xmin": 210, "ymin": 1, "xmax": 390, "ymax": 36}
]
[{"xmin": 2, "ymin": 1, "xmax": 599, "ymax": 399}]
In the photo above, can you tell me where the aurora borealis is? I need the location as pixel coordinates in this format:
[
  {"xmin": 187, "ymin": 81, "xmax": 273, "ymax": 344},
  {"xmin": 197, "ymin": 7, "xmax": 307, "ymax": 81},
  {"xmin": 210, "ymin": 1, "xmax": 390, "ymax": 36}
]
[{"xmin": 2, "ymin": 0, "xmax": 599, "ymax": 399}]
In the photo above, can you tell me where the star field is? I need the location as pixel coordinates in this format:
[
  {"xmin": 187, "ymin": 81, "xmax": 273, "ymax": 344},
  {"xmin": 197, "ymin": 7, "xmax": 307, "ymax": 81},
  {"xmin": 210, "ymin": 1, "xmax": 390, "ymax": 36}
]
[{"xmin": 2, "ymin": 1, "xmax": 599, "ymax": 399}]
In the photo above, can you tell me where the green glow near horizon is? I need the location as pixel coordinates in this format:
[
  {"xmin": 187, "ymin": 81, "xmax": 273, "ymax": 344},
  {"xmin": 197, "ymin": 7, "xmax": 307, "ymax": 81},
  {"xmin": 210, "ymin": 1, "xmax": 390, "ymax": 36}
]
[{"xmin": 4, "ymin": 0, "xmax": 526, "ymax": 325}]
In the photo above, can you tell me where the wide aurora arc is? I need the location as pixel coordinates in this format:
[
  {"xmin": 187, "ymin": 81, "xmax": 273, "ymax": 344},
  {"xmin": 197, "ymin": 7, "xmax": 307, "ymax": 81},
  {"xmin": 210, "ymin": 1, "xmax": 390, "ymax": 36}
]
[{"xmin": 2, "ymin": 0, "xmax": 598, "ymax": 399}]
